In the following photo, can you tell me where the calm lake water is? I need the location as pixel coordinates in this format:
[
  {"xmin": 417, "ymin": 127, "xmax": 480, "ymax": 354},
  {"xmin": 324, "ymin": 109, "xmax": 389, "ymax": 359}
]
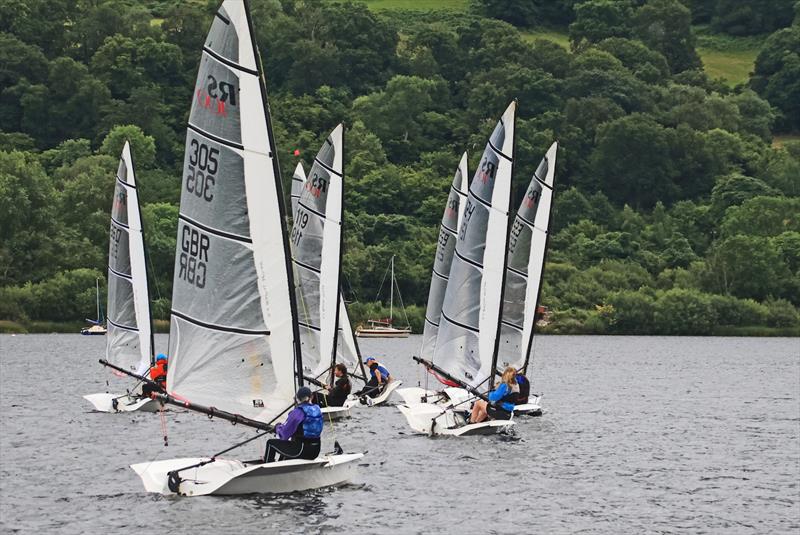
[{"xmin": 0, "ymin": 334, "xmax": 798, "ymax": 534}]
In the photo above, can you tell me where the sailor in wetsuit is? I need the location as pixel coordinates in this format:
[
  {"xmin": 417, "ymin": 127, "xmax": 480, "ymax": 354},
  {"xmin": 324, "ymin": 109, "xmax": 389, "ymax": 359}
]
[
  {"xmin": 355, "ymin": 357, "xmax": 391, "ymax": 400},
  {"xmin": 264, "ymin": 387, "xmax": 323, "ymax": 463},
  {"xmin": 316, "ymin": 363, "xmax": 352, "ymax": 407},
  {"xmin": 469, "ymin": 367, "xmax": 518, "ymax": 423}
]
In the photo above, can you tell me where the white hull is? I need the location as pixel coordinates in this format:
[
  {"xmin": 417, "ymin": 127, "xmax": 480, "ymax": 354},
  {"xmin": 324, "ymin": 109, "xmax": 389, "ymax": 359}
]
[
  {"xmin": 396, "ymin": 387, "xmax": 543, "ymax": 416},
  {"xmin": 131, "ymin": 453, "xmax": 363, "ymax": 496},
  {"xmin": 397, "ymin": 403, "xmax": 514, "ymax": 436},
  {"xmin": 513, "ymin": 397, "xmax": 543, "ymax": 416},
  {"xmin": 354, "ymin": 327, "xmax": 411, "ymax": 338},
  {"xmin": 83, "ymin": 393, "xmax": 160, "ymax": 413},
  {"xmin": 321, "ymin": 397, "xmax": 357, "ymax": 420},
  {"xmin": 358, "ymin": 380, "xmax": 402, "ymax": 406}
]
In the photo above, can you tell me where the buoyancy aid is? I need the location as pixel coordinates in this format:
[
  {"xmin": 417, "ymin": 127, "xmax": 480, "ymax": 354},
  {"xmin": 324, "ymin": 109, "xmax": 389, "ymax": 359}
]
[
  {"xmin": 369, "ymin": 363, "xmax": 391, "ymax": 382},
  {"xmin": 489, "ymin": 383, "xmax": 516, "ymax": 412},
  {"xmin": 149, "ymin": 360, "xmax": 167, "ymax": 386},
  {"xmin": 299, "ymin": 403, "xmax": 323, "ymax": 439}
]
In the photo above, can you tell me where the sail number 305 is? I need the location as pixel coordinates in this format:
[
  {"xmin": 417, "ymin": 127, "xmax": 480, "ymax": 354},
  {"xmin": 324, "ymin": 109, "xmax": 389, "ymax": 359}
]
[{"xmin": 186, "ymin": 139, "xmax": 219, "ymax": 202}]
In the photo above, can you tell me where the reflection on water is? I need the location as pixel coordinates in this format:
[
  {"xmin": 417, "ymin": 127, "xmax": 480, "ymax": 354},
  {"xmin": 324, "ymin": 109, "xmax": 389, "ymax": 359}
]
[{"xmin": 0, "ymin": 334, "xmax": 798, "ymax": 534}]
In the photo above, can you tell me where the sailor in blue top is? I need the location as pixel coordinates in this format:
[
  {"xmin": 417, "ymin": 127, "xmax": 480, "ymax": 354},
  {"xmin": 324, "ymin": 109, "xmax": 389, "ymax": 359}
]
[
  {"xmin": 469, "ymin": 367, "xmax": 519, "ymax": 424},
  {"xmin": 355, "ymin": 356, "xmax": 392, "ymax": 400},
  {"xmin": 264, "ymin": 387, "xmax": 323, "ymax": 463}
]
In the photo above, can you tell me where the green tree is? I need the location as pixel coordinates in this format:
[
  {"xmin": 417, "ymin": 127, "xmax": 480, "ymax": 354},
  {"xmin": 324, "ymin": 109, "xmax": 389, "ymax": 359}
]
[
  {"xmin": 99, "ymin": 125, "xmax": 156, "ymax": 169},
  {"xmin": 750, "ymin": 26, "xmax": 800, "ymax": 131},
  {"xmin": 569, "ymin": 0, "xmax": 634, "ymax": 51},
  {"xmin": 632, "ymin": 0, "xmax": 701, "ymax": 73},
  {"xmin": 705, "ymin": 234, "xmax": 791, "ymax": 300},
  {"xmin": 590, "ymin": 114, "xmax": 680, "ymax": 208},
  {"xmin": 653, "ymin": 288, "xmax": 717, "ymax": 334}
]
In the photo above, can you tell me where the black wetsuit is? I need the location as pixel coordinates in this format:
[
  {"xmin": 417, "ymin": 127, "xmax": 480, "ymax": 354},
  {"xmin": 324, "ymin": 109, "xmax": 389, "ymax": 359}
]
[{"xmin": 318, "ymin": 376, "xmax": 351, "ymax": 407}]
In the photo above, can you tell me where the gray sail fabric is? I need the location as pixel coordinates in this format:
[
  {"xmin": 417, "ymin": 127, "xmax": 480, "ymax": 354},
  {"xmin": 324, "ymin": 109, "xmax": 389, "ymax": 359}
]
[
  {"xmin": 433, "ymin": 102, "xmax": 516, "ymax": 388},
  {"xmin": 291, "ymin": 126, "xmax": 343, "ymax": 379},
  {"xmin": 290, "ymin": 158, "xmax": 358, "ymax": 379},
  {"xmin": 420, "ymin": 152, "xmax": 468, "ymax": 362},
  {"xmin": 496, "ymin": 154, "xmax": 548, "ymax": 372},
  {"xmin": 106, "ymin": 142, "xmax": 152, "ymax": 376},
  {"xmin": 167, "ymin": 1, "xmax": 297, "ymax": 422}
]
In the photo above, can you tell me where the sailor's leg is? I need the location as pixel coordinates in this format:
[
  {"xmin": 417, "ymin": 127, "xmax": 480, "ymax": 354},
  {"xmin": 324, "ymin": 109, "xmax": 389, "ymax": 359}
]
[{"xmin": 265, "ymin": 439, "xmax": 302, "ymax": 462}]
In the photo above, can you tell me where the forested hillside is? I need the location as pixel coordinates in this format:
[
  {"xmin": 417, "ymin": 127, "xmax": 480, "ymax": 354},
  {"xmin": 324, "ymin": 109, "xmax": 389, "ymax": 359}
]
[{"xmin": 1, "ymin": 0, "xmax": 798, "ymax": 335}]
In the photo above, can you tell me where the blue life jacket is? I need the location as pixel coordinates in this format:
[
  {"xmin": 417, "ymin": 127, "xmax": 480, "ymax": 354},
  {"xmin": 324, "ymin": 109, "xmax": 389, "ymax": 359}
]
[
  {"xmin": 488, "ymin": 383, "xmax": 516, "ymax": 412},
  {"xmin": 370, "ymin": 364, "xmax": 391, "ymax": 381},
  {"xmin": 299, "ymin": 403, "xmax": 323, "ymax": 439}
]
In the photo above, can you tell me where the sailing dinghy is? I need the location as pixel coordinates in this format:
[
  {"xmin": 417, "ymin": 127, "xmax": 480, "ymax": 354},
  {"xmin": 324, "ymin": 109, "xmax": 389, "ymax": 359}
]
[
  {"xmin": 83, "ymin": 142, "xmax": 158, "ymax": 413},
  {"xmin": 494, "ymin": 141, "xmax": 558, "ymax": 416},
  {"xmin": 397, "ymin": 152, "xmax": 469, "ymax": 406},
  {"xmin": 398, "ymin": 102, "xmax": 518, "ymax": 436},
  {"xmin": 129, "ymin": 0, "xmax": 362, "ymax": 495},
  {"xmin": 290, "ymin": 125, "xmax": 358, "ymax": 420}
]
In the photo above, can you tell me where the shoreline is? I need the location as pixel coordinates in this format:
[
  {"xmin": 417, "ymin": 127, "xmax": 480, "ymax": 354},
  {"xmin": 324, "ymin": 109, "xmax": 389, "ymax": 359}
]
[{"xmin": 1, "ymin": 320, "xmax": 795, "ymax": 337}]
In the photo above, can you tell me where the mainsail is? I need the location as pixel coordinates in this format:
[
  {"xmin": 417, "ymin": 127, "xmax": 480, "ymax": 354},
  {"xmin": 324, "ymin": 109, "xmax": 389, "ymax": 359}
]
[
  {"xmin": 166, "ymin": 0, "xmax": 299, "ymax": 422},
  {"xmin": 496, "ymin": 142, "xmax": 557, "ymax": 373},
  {"xmin": 291, "ymin": 159, "xmax": 362, "ymax": 379},
  {"xmin": 106, "ymin": 141, "xmax": 153, "ymax": 376},
  {"xmin": 291, "ymin": 125, "xmax": 344, "ymax": 379},
  {"xmin": 420, "ymin": 152, "xmax": 469, "ymax": 362},
  {"xmin": 433, "ymin": 102, "xmax": 516, "ymax": 388}
]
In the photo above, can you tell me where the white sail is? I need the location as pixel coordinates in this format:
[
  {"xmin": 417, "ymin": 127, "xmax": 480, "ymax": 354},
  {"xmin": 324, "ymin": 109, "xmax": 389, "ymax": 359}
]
[
  {"xmin": 337, "ymin": 299, "xmax": 361, "ymax": 371},
  {"xmin": 166, "ymin": 0, "xmax": 298, "ymax": 422},
  {"xmin": 291, "ymin": 162, "xmax": 305, "ymax": 215},
  {"xmin": 433, "ymin": 102, "xmax": 516, "ymax": 388},
  {"xmin": 291, "ymin": 125, "xmax": 344, "ymax": 379},
  {"xmin": 291, "ymin": 157, "xmax": 360, "ymax": 376},
  {"xmin": 497, "ymin": 142, "xmax": 557, "ymax": 372},
  {"xmin": 420, "ymin": 152, "xmax": 468, "ymax": 361},
  {"xmin": 106, "ymin": 141, "xmax": 153, "ymax": 376}
]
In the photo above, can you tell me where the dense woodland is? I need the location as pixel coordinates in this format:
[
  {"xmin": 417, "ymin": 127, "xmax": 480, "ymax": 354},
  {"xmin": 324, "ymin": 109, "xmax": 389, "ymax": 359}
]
[{"xmin": 0, "ymin": 0, "xmax": 798, "ymax": 335}]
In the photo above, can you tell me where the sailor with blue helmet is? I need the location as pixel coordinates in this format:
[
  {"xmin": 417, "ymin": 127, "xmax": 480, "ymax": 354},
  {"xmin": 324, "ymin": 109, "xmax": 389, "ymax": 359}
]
[
  {"xmin": 264, "ymin": 386, "xmax": 323, "ymax": 463},
  {"xmin": 355, "ymin": 356, "xmax": 392, "ymax": 400}
]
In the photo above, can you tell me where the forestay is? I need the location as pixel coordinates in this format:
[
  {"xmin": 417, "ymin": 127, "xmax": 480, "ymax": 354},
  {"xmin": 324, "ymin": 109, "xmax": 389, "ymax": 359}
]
[
  {"xmin": 291, "ymin": 125, "xmax": 344, "ymax": 379},
  {"xmin": 433, "ymin": 102, "xmax": 516, "ymax": 388},
  {"xmin": 166, "ymin": 0, "xmax": 298, "ymax": 422},
  {"xmin": 106, "ymin": 141, "xmax": 153, "ymax": 376},
  {"xmin": 420, "ymin": 152, "xmax": 469, "ymax": 362},
  {"xmin": 496, "ymin": 142, "xmax": 557, "ymax": 373}
]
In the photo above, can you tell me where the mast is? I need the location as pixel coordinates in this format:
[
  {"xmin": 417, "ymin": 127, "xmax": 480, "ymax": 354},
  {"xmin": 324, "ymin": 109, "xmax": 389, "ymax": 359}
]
[
  {"xmin": 390, "ymin": 255, "xmax": 394, "ymax": 322},
  {"xmin": 95, "ymin": 278, "xmax": 100, "ymax": 321},
  {"xmin": 329, "ymin": 125, "xmax": 346, "ymax": 381},
  {"xmin": 243, "ymin": 0, "xmax": 303, "ymax": 389}
]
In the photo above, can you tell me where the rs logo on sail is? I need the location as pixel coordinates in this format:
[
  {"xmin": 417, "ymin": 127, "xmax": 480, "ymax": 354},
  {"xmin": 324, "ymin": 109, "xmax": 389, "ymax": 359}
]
[
  {"xmin": 179, "ymin": 226, "xmax": 209, "ymax": 288},
  {"xmin": 196, "ymin": 75, "xmax": 237, "ymax": 117}
]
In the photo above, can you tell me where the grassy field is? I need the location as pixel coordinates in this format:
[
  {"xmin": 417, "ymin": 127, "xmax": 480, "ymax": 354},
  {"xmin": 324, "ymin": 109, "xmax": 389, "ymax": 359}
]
[
  {"xmin": 360, "ymin": 0, "xmax": 468, "ymax": 10},
  {"xmin": 772, "ymin": 134, "xmax": 800, "ymax": 148},
  {"xmin": 521, "ymin": 29, "xmax": 571, "ymax": 49},
  {"xmin": 696, "ymin": 47, "xmax": 757, "ymax": 86}
]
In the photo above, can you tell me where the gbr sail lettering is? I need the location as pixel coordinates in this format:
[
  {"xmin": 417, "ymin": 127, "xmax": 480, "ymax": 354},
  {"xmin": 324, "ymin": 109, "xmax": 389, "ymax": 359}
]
[{"xmin": 179, "ymin": 225, "xmax": 209, "ymax": 288}]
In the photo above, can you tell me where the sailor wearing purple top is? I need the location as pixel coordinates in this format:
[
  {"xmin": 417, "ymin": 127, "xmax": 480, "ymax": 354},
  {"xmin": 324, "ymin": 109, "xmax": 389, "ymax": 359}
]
[{"xmin": 264, "ymin": 387, "xmax": 323, "ymax": 463}]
